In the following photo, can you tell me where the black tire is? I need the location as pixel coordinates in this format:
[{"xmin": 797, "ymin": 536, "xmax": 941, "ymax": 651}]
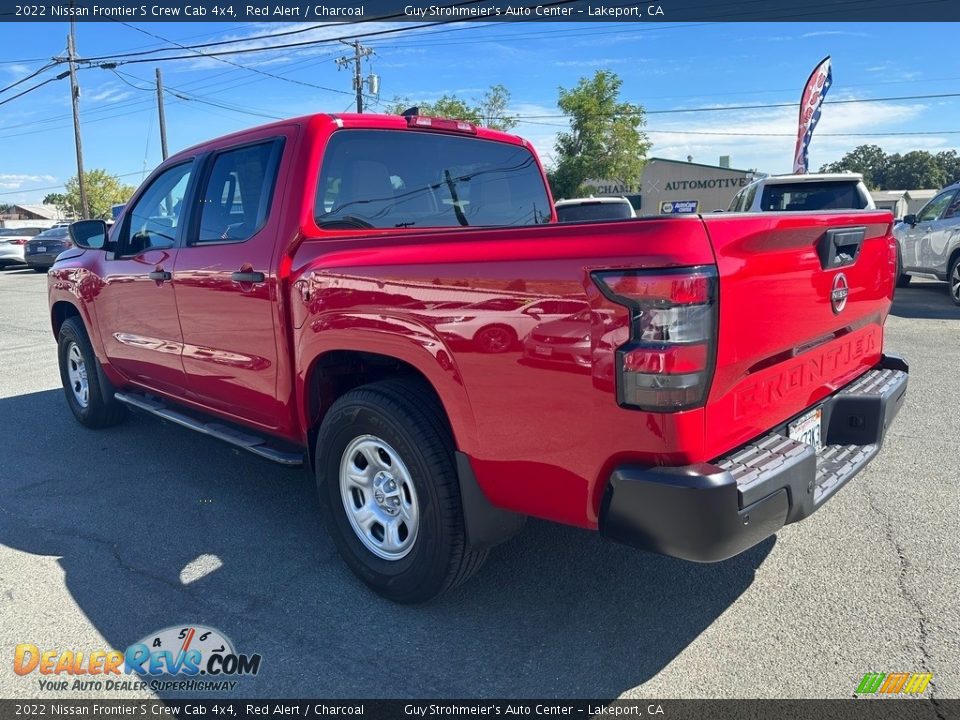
[
  {"xmin": 949, "ymin": 255, "xmax": 960, "ymax": 307},
  {"xmin": 895, "ymin": 244, "xmax": 911, "ymax": 288},
  {"xmin": 57, "ymin": 317, "xmax": 128, "ymax": 428},
  {"xmin": 315, "ymin": 379, "xmax": 487, "ymax": 603},
  {"xmin": 473, "ymin": 324, "xmax": 516, "ymax": 353}
]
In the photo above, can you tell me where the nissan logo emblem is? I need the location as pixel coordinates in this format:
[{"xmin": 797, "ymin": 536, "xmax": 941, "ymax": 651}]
[{"xmin": 831, "ymin": 272, "xmax": 849, "ymax": 314}]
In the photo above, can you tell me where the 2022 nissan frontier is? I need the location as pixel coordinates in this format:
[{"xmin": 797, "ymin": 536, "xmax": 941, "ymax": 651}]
[{"xmin": 50, "ymin": 112, "xmax": 908, "ymax": 602}]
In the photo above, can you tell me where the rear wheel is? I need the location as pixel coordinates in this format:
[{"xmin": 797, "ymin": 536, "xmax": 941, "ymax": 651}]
[
  {"xmin": 474, "ymin": 325, "xmax": 515, "ymax": 353},
  {"xmin": 315, "ymin": 379, "xmax": 487, "ymax": 603},
  {"xmin": 950, "ymin": 256, "xmax": 960, "ymax": 306},
  {"xmin": 57, "ymin": 317, "xmax": 128, "ymax": 428},
  {"xmin": 895, "ymin": 246, "xmax": 911, "ymax": 288}
]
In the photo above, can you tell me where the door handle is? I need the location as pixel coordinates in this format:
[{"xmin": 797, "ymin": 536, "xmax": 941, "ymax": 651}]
[
  {"xmin": 231, "ymin": 271, "xmax": 265, "ymax": 283},
  {"xmin": 148, "ymin": 270, "xmax": 171, "ymax": 281}
]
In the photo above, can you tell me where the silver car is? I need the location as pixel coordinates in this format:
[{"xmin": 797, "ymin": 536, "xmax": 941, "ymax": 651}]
[{"xmin": 894, "ymin": 181, "xmax": 960, "ymax": 305}]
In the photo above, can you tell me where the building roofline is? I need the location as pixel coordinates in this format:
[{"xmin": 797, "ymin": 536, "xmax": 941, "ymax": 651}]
[{"xmin": 647, "ymin": 156, "xmax": 757, "ymax": 174}]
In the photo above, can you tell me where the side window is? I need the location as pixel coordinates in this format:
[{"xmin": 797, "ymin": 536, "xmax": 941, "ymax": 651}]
[
  {"xmin": 119, "ymin": 162, "xmax": 192, "ymax": 255},
  {"xmin": 729, "ymin": 188, "xmax": 745, "ymax": 212},
  {"xmin": 940, "ymin": 192, "xmax": 960, "ymax": 220},
  {"xmin": 917, "ymin": 191, "xmax": 955, "ymax": 223},
  {"xmin": 195, "ymin": 140, "xmax": 282, "ymax": 244}
]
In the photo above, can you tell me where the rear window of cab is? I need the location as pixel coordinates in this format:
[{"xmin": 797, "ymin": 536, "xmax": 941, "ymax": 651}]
[{"xmin": 315, "ymin": 129, "xmax": 552, "ymax": 230}]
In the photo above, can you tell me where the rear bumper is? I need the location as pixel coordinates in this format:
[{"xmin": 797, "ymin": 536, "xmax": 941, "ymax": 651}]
[{"xmin": 599, "ymin": 354, "xmax": 909, "ymax": 562}]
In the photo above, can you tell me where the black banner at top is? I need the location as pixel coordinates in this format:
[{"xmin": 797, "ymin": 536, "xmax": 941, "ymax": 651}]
[{"xmin": 0, "ymin": 0, "xmax": 957, "ymax": 22}]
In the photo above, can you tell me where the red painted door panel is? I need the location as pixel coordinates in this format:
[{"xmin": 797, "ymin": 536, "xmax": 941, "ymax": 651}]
[
  {"xmin": 94, "ymin": 249, "xmax": 186, "ymax": 395},
  {"xmin": 95, "ymin": 160, "xmax": 195, "ymax": 395},
  {"xmin": 172, "ymin": 135, "xmax": 289, "ymax": 430}
]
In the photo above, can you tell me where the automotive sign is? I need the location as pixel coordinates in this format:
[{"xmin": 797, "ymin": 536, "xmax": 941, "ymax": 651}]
[{"xmin": 660, "ymin": 200, "xmax": 699, "ymax": 214}]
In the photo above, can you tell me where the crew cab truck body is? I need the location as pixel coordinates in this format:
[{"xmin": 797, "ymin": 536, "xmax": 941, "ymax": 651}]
[{"xmin": 51, "ymin": 112, "xmax": 908, "ymax": 602}]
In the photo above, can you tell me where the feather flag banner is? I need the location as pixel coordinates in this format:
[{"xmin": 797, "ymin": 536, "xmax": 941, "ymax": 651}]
[{"xmin": 793, "ymin": 56, "xmax": 833, "ymax": 174}]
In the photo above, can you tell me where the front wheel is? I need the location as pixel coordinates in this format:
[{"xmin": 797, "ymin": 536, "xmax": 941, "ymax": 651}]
[
  {"xmin": 950, "ymin": 256, "xmax": 960, "ymax": 306},
  {"xmin": 315, "ymin": 379, "xmax": 487, "ymax": 603},
  {"xmin": 57, "ymin": 317, "xmax": 128, "ymax": 428},
  {"xmin": 895, "ymin": 244, "xmax": 911, "ymax": 288}
]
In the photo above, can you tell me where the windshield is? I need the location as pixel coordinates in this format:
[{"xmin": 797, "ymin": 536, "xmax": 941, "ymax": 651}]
[
  {"xmin": 315, "ymin": 129, "xmax": 552, "ymax": 229},
  {"xmin": 0, "ymin": 228, "xmax": 40, "ymax": 236},
  {"xmin": 556, "ymin": 202, "xmax": 633, "ymax": 222},
  {"xmin": 36, "ymin": 227, "xmax": 69, "ymax": 239},
  {"xmin": 760, "ymin": 181, "xmax": 867, "ymax": 211}
]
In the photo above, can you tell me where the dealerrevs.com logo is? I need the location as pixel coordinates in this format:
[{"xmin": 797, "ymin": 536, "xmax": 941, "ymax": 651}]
[{"xmin": 14, "ymin": 625, "xmax": 261, "ymax": 693}]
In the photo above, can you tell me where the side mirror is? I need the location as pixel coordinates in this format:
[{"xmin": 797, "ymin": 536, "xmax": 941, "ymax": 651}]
[
  {"xmin": 902, "ymin": 214, "xmax": 917, "ymax": 226},
  {"xmin": 69, "ymin": 220, "xmax": 108, "ymax": 250},
  {"xmin": 523, "ymin": 306, "xmax": 544, "ymax": 316}
]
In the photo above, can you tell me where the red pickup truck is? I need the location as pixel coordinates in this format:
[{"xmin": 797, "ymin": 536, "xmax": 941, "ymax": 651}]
[{"xmin": 52, "ymin": 112, "xmax": 908, "ymax": 603}]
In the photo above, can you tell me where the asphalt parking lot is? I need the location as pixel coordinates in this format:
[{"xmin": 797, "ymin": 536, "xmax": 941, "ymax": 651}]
[{"xmin": 0, "ymin": 267, "xmax": 957, "ymax": 701}]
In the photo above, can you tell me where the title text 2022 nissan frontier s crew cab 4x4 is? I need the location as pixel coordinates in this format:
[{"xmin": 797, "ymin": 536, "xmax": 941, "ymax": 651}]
[{"xmin": 50, "ymin": 112, "xmax": 908, "ymax": 602}]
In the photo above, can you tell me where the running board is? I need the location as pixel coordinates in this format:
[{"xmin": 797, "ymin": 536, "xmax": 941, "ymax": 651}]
[{"xmin": 113, "ymin": 391, "xmax": 304, "ymax": 466}]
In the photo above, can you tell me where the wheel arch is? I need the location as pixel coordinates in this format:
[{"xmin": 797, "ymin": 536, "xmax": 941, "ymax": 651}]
[{"xmin": 301, "ymin": 345, "xmax": 478, "ymax": 470}]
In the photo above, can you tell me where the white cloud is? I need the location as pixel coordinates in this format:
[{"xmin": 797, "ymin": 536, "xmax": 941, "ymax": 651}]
[
  {"xmin": 86, "ymin": 85, "xmax": 134, "ymax": 103},
  {"xmin": 801, "ymin": 30, "xmax": 869, "ymax": 38},
  {"xmin": 3, "ymin": 63, "xmax": 32, "ymax": 78},
  {"xmin": 0, "ymin": 173, "xmax": 57, "ymax": 191},
  {"xmin": 553, "ymin": 58, "xmax": 628, "ymax": 68},
  {"xmin": 644, "ymin": 96, "xmax": 941, "ymax": 174}
]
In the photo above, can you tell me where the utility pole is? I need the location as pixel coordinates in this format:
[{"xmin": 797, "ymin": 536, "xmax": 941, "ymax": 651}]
[
  {"xmin": 336, "ymin": 40, "xmax": 373, "ymax": 113},
  {"xmin": 67, "ymin": 21, "xmax": 89, "ymax": 219},
  {"xmin": 155, "ymin": 68, "xmax": 168, "ymax": 160}
]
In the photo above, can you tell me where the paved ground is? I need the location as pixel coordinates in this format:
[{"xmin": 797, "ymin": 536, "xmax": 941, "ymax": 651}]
[{"xmin": 0, "ymin": 267, "xmax": 957, "ymax": 700}]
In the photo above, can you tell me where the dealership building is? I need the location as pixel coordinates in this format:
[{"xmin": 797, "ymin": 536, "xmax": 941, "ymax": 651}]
[{"xmin": 585, "ymin": 156, "xmax": 760, "ymax": 215}]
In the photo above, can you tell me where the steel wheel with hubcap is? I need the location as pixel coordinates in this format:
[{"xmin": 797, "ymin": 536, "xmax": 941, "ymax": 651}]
[
  {"xmin": 65, "ymin": 342, "xmax": 89, "ymax": 408},
  {"xmin": 57, "ymin": 316, "xmax": 127, "ymax": 428},
  {"xmin": 339, "ymin": 434, "xmax": 419, "ymax": 560},
  {"xmin": 316, "ymin": 378, "xmax": 488, "ymax": 603}
]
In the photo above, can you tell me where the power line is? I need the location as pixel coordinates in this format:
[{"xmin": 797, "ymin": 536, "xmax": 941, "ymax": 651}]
[
  {"xmin": 0, "ymin": 62, "xmax": 58, "ymax": 95},
  {"xmin": 75, "ymin": 1, "xmax": 492, "ymax": 62},
  {"xmin": 0, "ymin": 171, "xmax": 146, "ymax": 198},
  {"xmin": 0, "ymin": 72, "xmax": 69, "ymax": 108},
  {"xmin": 110, "ymin": 21, "xmax": 355, "ymax": 97},
  {"xmin": 77, "ymin": 1, "xmax": 582, "ymax": 66}
]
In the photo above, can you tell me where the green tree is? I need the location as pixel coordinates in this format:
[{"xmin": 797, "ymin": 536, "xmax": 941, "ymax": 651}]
[
  {"xmin": 383, "ymin": 84, "xmax": 517, "ymax": 131},
  {"xmin": 43, "ymin": 192, "xmax": 66, "ymax": 206},
  {"xmin": 936, "ymin": 150, "xmax": 960, "ymax": 186},
  {"xmin": 883, "ymin": 151, "xmax": 945, "ymax": 190},
  {"xmin": 549, "ymin": 71, "xmax": 650, "ymax": 199},
  {"xmin": 476, "ymin": 84, "xmax": 517, "ymax": 132},
  {"xmin": 819, "ymin": 144, "xmax": 889, "ymax": 189},
  {"xmin": 64, "ymin": 170, "xmax": 136, "ymax": 219}
]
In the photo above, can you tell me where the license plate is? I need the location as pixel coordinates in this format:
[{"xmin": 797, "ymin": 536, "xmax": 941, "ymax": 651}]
[
  {"xmin": 35, "ymin": 246, "xmax": 46, "ymax": 253},
  {"xmin": 534, "ymin": 346, "xmax": 553, "ymax": 357},
  {"xmin": 789, "ymin": 407, "xmax": 822, "ymax": 449}
]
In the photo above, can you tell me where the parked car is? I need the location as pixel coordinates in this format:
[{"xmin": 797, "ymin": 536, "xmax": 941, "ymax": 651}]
[
  {"xmin": 893, "ymin": 180, "xmax": 960, "ymax": 304},
  {"xmin": 555, "ymin": 196, "xmax": 636, "ymax": 222},
  {"xmin": 0, "ymin": 227, "xmax": 43, "ymax": 269},
  {"xmin": 25, "ymin": 226, "xmax": 72, "ymax": 272},
  {"xmin": 50, "ymin": 111, "xmax": 907, "ymax": 603},
  {"xmin": 729, "ymin": 172, "xmax": 876, "ymax": 212},
  {"xmin": 421, "ymin": 296, "xmax": 589, "ymax": 352}
]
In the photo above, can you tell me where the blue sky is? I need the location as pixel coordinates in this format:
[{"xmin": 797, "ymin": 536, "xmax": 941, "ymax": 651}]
[{"xmin": 0, "ymin": 21, "xmax": 956, "ymax": 204}]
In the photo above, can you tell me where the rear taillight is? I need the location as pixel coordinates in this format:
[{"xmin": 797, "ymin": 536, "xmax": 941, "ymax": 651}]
[
  {"xmin": 592, "ymin": 266, "xmax": 718, "ymax": 411},
  {"xmin": 10, "ymin": 238, "xmax": 28, "ymax": 245},
  {"xmin": 405, "ymin": 115, "xmax": 478, "ymax": 134}
]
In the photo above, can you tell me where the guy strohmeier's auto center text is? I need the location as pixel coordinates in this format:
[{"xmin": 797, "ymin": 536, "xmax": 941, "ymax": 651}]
[{"xmin": 16, "ymin": 3, "xmax": 665, "ymax": 19}]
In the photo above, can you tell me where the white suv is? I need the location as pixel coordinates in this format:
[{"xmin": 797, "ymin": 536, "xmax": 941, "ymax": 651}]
[
  {"xmin": 729, "ymin": 173, "xmax": 875, "ymax": 213},
  {"xmin": 555, "ymin": 196, "xmax": 636, "ymax": 222}
]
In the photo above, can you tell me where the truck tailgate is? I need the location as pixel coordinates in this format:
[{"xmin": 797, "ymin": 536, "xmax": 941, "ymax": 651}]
[{"xmin": 700, "ymin": 211, "xmax": 896, "ymax": 460}]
